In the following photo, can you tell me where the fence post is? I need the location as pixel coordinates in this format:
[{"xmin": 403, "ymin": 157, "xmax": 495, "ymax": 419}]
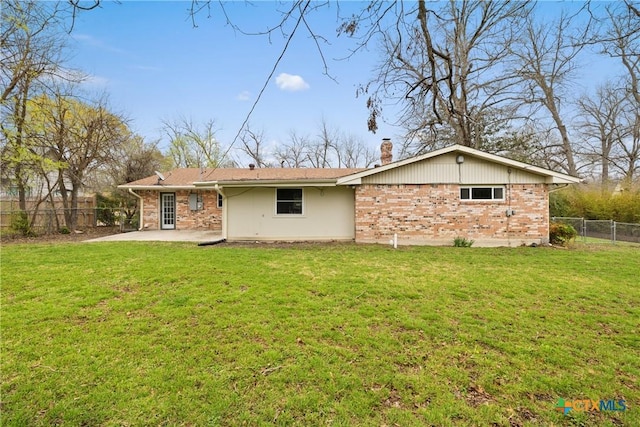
[
  {"xmin": 612, "ymin": 220, "xmax": 616, "ymax": 245},
  {"xmin": 581, "ymin": 217, "xmax": 586, "ymax": 242}
]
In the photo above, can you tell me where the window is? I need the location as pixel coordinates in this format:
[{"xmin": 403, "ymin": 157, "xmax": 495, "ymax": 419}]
[
  {"xmin": 460, "ymin": 186, "xmax": 504, "ymax": 201},
  {"xmin": 276, "ymin": 188, "xmax": 303, "ymax": 215},
  {"xmin": 217, "ymin": 193, "xmax": 223, "ymax": 208}
]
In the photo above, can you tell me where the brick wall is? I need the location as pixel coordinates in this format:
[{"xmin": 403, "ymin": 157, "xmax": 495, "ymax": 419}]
[
  {"xmin": 354, "ymin": 184, "xmax": 549, "ymax": 246},
  {"xmin": 139, "ymin": 190, "xmax": 158, "ymax": 229},
  {"xmin": 138, "ymin": 190, "xmax": 222, "ymax": 231}
]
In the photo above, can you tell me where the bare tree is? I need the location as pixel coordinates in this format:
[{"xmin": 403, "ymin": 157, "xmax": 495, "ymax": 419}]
[
  {"xmin": 334, "ymin": 134, "xmax": 377, "ymax": 168},
  {"xmin": 275, "ymin": 130, "xmax": 310, "ymax": 168},
  {"xmin": 359, "ymin": 1, "xmax": 530, "ymax": 151},
  {"xmin": 163, "ymin": 117, "xmax": 226, "ymax": 168},
  {"xmin": 577, "ymin": 83, "xmax": 629, "ymax": 186},
  {"xmin": 600, "ymin": 1, "xmax": 640, "ymax": 105},
  {"xmin": 306, "ymin": 119, "xmax": 337, "ymax": 168},
  {"xmin": 274, "ymin": 121, "xmax": 376, "ymax": 168},
  {"xmin": 613, "ymin": 102, "xmax": 640, "ymax": 184},
  {"xmin": 585, "ymin": 1, "xmax": 640, "ymax": 184},
  {"xmin": 238, "ymin": 124, "xmax": 270, "ymax": 167},
  {"xmin": 509, "ymin": 8, "xmax": 592, "ymax": 176}
]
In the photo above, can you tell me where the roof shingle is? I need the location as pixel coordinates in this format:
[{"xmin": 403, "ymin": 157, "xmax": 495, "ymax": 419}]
[{"xmin": 123, "ymin": 167, "xmax": 366, "ymax": 187}]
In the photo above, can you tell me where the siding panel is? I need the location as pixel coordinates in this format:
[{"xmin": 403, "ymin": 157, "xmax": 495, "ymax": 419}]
[
  {"xmin": 363, "ymin": 153, "xmax": 546, "ymax": 185},
  {"xmin": 226, "ymin": 186, "xmax": 355, "ymax": 241}
]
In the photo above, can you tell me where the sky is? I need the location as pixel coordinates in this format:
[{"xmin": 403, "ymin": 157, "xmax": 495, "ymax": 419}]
[
  {"xmin": 67, "ymin": 1, "xmax": 399, "ymax": 164},
  {"xmin": 64, "ymin": 1, "xmax": 622, "ymax": 166}
]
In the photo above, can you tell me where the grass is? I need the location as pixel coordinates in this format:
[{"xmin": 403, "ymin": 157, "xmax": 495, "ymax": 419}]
[{"xmin": 1, "ymin": 241, "xmax": 638, "ymax": 426}]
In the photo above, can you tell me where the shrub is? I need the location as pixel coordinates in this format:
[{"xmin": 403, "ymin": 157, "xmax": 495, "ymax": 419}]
[
  {"xmin": 549, "ymin": 222, "xmax": 578, "ymax": 246},
  {"xmin": 453, "ymin": 236, "xmax": 474, "ymax": 247},
  {"xmin": 96, "ymin": 193, "xmax": 119, "ymax": 226},
  {"xmin": 551, "ymin": 185, "xmax": 640, "ymax": 223},
  {"xmin": 59, "ymin": 226, "xmax": 70, "ymax": 234},
  {"xmin": 9, "ymin": 210, "xmax": 35, "ymax": 237}
]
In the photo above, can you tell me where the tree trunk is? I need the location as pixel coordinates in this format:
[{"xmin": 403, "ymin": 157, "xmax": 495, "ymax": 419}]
[
  {"xmin": 15, "ymin": 164, "xmax": 28, "ymax": 211},
  {"xmin": 557, "ymin": 124, "xmax": 577, "ymax": 176},
  {"xmin": 56, "ymin": 169, "xmax": 73, "ymax": 231}
]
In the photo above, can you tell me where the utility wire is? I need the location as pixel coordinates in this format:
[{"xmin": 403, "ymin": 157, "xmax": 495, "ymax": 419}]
[{"xmin": 214, "ymin": 0, "xmax": 311, "ymax": 171}]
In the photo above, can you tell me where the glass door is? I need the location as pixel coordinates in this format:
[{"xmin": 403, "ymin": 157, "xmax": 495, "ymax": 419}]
[{"xmin": 161, "ymin": 193, "xmax": 176, "ymax": 229}]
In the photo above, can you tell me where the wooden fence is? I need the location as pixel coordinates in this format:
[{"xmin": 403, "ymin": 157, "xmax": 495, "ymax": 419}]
[{"xmin": 0, "ymin": 197, "xmax": 137, "ymax": 234}]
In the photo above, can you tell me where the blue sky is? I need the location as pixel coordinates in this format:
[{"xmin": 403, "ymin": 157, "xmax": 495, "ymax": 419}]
[
  {"xmin": 68, "ymin": 1, "xmax": 397, "ymax": 163},
  {"xmin": 66, "ymin": 1, "xmax": 621, "ymax": 165}
]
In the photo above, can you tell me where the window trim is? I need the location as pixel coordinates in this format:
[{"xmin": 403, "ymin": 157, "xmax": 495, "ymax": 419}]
[
  {"xmin": 275, "ymin": 188, "xmax": 304, "ymax": 216},
  {"xmin": 460, "ymin": 186, "xmax": 505, "ymax": 201},
  {"xmin": 217, "ymin": 193, "xmax": 223, "ymax": 209}
]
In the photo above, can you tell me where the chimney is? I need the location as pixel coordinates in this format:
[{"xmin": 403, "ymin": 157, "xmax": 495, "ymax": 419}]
[{"xmin": 380, "ymin": 138, "xmax": 393, "ymax": 165}]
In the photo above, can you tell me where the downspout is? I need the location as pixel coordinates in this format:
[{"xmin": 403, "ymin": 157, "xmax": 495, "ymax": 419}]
[
  {"xmin": 214, "ymin": 184, "xmax": 227, "ymax": 239},
  {"xmin": 128, "ymin": 188, "xmax": 144, "ymax": 231},
  {"xmin": 507, "ymin": 168, "xmax": 512, "ymax": 246}
]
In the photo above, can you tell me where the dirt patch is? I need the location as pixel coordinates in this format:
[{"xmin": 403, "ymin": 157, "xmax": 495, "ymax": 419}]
[
  {"xmin": 1, "ymin": 227, "xmax": 120, "ymax": 245},
  {"xmin": 464, "ymin": 384, "xmax": 494, "ymax": 407},
  {"xmin": 508, "ymin": 407, "xmax": 538, "ymax": 427},
  {"xmin": 383, "ymin": 387, "xmax": 404, "ymax": 408}
]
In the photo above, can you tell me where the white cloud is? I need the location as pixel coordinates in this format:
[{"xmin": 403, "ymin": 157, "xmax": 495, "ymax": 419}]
[
  {"xmin": 275, "ymin": 73, "xmax": 309, "ymax": 91},
  {"xmin": 72, "ymin": 33, "xmax": 128, "ymax": 55},
  {"xmin": 237, "ymin": 90, "xmax": 251, "ymax": 101},
  {"xmin": 53, "ymin": 68, "xmax": 109, "ymax": 88},
  {"xmin": 83, "ymin": 75, "xmax": 110, "ymax": 87}
]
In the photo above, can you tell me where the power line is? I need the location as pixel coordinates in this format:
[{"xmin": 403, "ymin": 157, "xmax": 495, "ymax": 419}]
[{"xmin": 214, "ymin": 0, "xmax": 311, "ymax": 171}]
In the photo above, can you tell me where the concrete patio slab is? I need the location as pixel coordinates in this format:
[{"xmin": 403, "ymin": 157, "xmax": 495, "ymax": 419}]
[{"xmin": 85, "ymin": 230, "xmax": 224, "ymax": 243}]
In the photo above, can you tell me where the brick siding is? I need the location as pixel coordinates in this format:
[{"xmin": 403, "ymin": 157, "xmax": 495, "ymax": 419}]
[
  {"xmin": 138, "ymin": 190, "xmax": 222, "ymax": 231},
  {"xmin": 355, "ymin": 184, "xmax": 549, "ymax": 246}
]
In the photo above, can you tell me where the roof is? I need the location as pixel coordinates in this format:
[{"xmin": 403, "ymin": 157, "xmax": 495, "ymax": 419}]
[
  {"xmin": 337, "ymin": 144, "xmax": 582, "ymax": 185},
  {"xmin": 119, "ymin": 167, "xmax": 365, "ymax": 190},
  {"xmin": 119, "ymin": 145, "xmax": 581, "ymax": 190}
]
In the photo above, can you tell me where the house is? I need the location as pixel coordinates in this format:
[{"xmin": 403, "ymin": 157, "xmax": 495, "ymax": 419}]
[{"xmin": 119, "ymin": 141, "xmax": 581, "ymax": 246}]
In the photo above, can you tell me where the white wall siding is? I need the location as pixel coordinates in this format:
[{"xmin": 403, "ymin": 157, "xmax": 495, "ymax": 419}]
[
  {"xmin": 362, "ymin": 153, "xmax": 546, "ymax": 185},
  {"xmin": 226, "ymin": 186, "xmax": 355, "ymax": 241}
]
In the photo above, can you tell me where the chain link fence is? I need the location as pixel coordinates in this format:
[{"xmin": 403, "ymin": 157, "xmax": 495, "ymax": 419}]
[
  {"xmin": 552, "ymin": 217, "xmax": 640, "ymax": 244},
  {"xmin": 0, "ymin": 207, "xmax": 138, "ymax": 235}
]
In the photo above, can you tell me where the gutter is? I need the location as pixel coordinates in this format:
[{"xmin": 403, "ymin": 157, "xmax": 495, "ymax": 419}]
[
  {"xmin": 128, "ymin": 188, "xmax": 144, "ymax": 231},
  {"xmin": 118, "ymin": 185, "xmax": 196, "ymax": 191},
  {"xmin": 194, "ymin": 179, "xmax": 338, "ymax": 188}
]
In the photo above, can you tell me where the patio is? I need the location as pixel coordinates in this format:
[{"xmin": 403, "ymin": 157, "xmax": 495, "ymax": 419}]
[{"xmin": 85, "ymin": 230, "xmax": 224, "ymax": 243}]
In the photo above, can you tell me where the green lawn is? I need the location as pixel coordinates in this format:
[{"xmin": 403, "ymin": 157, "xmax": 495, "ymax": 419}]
[{"xmin": 1, "ymin": 242, "xmax": 638, "ymax": 426}]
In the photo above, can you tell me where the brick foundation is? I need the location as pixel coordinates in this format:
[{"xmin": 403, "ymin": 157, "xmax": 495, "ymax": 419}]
[
  {"xmin": 137, "ymin": 190, "xmax": 222, "ymax": 231},
  {"xmin": 354, "ymin": 184, "xmax": 549, "ymax": 246}
]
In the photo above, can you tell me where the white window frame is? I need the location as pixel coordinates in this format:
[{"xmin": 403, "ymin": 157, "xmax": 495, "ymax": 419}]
[
  {"xmin": 275, "ymin": 188, "xmax": 304, "ymax": 215},
  {"xmin": 460, "ymin": 186, "xmax": 505, "ymax": 201}
]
